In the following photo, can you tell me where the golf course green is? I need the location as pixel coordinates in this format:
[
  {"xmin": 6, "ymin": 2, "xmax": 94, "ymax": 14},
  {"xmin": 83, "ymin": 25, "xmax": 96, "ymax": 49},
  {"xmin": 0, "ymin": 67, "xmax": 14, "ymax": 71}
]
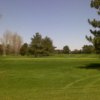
[{"xmin": 0, "ymin": 55, "xmax": 100, "ymax": 100}]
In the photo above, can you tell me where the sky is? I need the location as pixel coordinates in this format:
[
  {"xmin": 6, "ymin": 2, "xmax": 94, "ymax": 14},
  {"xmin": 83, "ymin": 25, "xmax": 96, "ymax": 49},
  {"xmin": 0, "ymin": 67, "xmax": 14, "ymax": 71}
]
[{"xmin": 0, "ymin": 0, "xmax": 98, "ymax": 50}]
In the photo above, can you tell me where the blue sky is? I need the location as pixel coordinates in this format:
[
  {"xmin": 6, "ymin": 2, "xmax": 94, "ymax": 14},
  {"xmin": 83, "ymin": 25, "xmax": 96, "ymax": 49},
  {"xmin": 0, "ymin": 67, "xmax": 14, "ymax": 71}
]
[{"xmin": 0, "ymin": 0, "xmax": 98, "ymax": 50}]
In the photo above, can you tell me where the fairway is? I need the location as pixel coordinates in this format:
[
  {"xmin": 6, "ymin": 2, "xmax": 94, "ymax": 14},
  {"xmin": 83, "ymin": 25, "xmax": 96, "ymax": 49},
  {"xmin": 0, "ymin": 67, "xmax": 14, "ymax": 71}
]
[{"xmin": 0, "ymin": 56, "xmax": 100, "ymax": 100}]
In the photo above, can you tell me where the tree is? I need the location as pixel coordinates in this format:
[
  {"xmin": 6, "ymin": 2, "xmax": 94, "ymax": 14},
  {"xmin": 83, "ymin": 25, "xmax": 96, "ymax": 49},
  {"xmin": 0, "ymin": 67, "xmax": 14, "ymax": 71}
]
[
  {"xmin": 6, "ymin": 44, "xmax": 11, "ymax": 55},
  {"xmin": 0, "ymin": 30, "xmax": 23, "ymax": 55},
  {"xmin": 63, "ymin": 45, "xmax": 70, "ymax": 54},
  {"xmin": 54, "ymin": 49, "xmax": 63, "ymax": 54},
  {"xmin": 86, "ymin": 0, "xmax": 100, "ymax": 54},
  {"xmin": 30, "ymin": 33, "xmax": 43, "ymax": 57},
  {"xmin": 71, "ymin": 49, "xmax": 82, "ymax": 54},
  {"xmin": 11, "ymin": 33, "xmax": 23, "ymax": 55},
  {"xmin": 0, "ymin": 31, "xmax": 12, "ymax": 56},
  {"xmin": 0, "ymin": 44, "xmax": 3, "ymax": 55},
  {"xmin": 20, "ymin": 43, "xmax": 28, "ymax": 56},
  {"xmin": 82, "ymin": 45, "xmax": 94, "ymax": 54},
  {"xmin": 42, "ymin": 36, "xmax": 54, "ymax": 56},
  {"xmin": 30, "ymin": 32, "xmax": 54, "ymax": 57}
]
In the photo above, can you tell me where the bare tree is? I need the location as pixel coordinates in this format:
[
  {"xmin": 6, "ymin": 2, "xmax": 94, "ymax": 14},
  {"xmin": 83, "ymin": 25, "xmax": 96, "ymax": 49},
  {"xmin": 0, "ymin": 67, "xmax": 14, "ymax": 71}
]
[
  {"xmin": 0, "ymin": 37, "xmax": 6, "ymax": 56},
  {"xmin": 0, "ymin": 30, "xmax": 11, "ymax": 56},
  {"xmin": 0, "ymin": 30, "xmax": 23, "ymax": 56},
  {"xmin": 12, "ymin": 33, "xmax": 23, "ymax": 55}
]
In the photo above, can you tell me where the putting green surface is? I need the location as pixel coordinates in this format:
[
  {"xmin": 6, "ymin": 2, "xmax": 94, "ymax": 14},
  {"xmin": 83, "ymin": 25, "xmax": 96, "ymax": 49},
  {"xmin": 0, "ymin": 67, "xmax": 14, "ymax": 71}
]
[{"xmin": 0, "ymin": 56, "xmax": 100, "ymax": 100}]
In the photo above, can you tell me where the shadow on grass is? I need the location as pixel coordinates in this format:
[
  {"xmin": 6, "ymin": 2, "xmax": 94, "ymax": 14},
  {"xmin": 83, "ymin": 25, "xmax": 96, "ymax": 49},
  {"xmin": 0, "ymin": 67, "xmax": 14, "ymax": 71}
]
[{"xmin": 78, "ymin": 63, "xmax": 100, "ymax": 70}]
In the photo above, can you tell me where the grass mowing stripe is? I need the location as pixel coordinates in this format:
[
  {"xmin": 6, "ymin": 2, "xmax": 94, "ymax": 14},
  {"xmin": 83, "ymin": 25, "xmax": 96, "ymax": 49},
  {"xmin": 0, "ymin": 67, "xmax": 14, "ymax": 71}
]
[
  {"xmin": 83, "ymin": 78, "xmax": 100, "ymax": 89},
  {"xmin": 0, "ymin": 56, "xmax": 100, "ymax": 100},
  {"xmin": 2, "ymin": 57, "xmax": 98, "ymax": 61},
  {"xmin": 62, "ymin": 74, "xmax": 100, "ymax": 89}
]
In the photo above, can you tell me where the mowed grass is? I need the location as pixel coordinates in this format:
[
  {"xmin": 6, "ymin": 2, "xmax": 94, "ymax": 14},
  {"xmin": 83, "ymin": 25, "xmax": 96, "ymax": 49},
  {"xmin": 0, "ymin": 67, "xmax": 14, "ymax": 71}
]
[{"xmin": 0, "ymin": 55, "xmax": 100, "ymax": 100}]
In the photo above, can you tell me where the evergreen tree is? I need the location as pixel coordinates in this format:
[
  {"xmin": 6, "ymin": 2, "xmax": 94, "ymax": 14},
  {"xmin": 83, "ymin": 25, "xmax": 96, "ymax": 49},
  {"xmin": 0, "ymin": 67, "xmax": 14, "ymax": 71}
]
[
  {"xmin": 0, "ymin": 44, "xmax": 3, "ymax": 55},
  {"xmin": 71, "ymin": 49, "xmax": 82, "ymax": 54},
  {"xmin": 30, "ymin": 33, "xmax": 43, "ymax": 57},
  {"xmin": 86, "ymin": 0, "xmax": 100, "ymax": 53},
  {"xmin": 30, "ymin": 33, "xmax": 54, "ymax": 57},
  {"xmin": 20, "ymin": 43, "xmax": 28, "ymax": 56},
  {"xmin": 82, "ymin": 45, "xmax": 94, "ymax": 54},
  {"xmin": 63, "ymin": 45, "xmax": 70, "ymax": 54},
  {"xmin": 42, "ymin": 36, "xmax": 54, "ymax": 56}
]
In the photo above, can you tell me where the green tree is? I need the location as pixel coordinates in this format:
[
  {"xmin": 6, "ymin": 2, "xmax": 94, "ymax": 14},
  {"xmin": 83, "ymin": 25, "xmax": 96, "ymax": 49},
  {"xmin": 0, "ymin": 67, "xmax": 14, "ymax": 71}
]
[
  {"xmin": 30, "ymin": 33, "xmax": 43, "ymax": 57},
  {"xmin": 6, "ymin": 44, "xmax": 11, "ymax": 55},
  {"xmin": 82, "ymin": 45, "xmax": 94, "ymax": 54},
  {"xmin": 30, "ymin": 33, "xmax": 54, "ymax": 57},
  {"xmin": 42, "ymin": 36, "xmax": 54, "ymax": 56},
  {"xmin": 0, "ymin": 44, "xmax": 3, "ymax": 55},
  {"xmin": 20, "ymin": 43, "xmax": 28, "ymax": 56},
  {"xmin": 63, "ymin": 45, "xmax": 70, "ymax": 54},
  {"xmin": 71, "ymin": 49, "xmax": 82, "ymax": 54},
  {"xmin": 54, "ymin": 49, "xmax": 63, "ymax": 54},
  {"xmin": 86, "ymin": 0, "xmax": 100, "ymax": 54}
]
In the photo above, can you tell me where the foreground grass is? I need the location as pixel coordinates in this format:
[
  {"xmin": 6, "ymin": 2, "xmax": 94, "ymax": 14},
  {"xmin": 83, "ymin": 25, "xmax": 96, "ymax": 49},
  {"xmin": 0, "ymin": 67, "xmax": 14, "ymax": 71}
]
[{"xmin": 0, "ymin": 55, "xmax": 100, "ymax": 100}]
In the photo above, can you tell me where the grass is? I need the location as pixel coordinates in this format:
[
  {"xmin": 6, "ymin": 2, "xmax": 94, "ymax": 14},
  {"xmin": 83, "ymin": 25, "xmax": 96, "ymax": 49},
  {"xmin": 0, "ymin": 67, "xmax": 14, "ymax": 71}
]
[{"xmin": 0, "ymin": 55, "xmax": 100, "ymax": 100}]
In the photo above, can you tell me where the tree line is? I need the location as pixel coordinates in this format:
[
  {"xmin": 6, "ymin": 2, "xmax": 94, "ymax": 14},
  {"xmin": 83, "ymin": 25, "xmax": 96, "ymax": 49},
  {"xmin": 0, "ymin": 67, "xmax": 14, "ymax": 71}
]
[
  {"xmin": 20, "ymin": 32, "xmax": 54, "ymax": 57},
  {"xmin": 0, "ymin": 30, "xmax": 97, "ymax": 56},
  {"xmin": 0, "ymin": 32, "xmax": 55, "ymax": 56}
]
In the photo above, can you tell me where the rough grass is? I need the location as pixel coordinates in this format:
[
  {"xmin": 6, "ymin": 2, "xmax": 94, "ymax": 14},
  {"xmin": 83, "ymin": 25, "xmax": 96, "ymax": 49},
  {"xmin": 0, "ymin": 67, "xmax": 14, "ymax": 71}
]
[{"xmin": 0, "ymin": 55, "xmax": 100, "ymax": 100}]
